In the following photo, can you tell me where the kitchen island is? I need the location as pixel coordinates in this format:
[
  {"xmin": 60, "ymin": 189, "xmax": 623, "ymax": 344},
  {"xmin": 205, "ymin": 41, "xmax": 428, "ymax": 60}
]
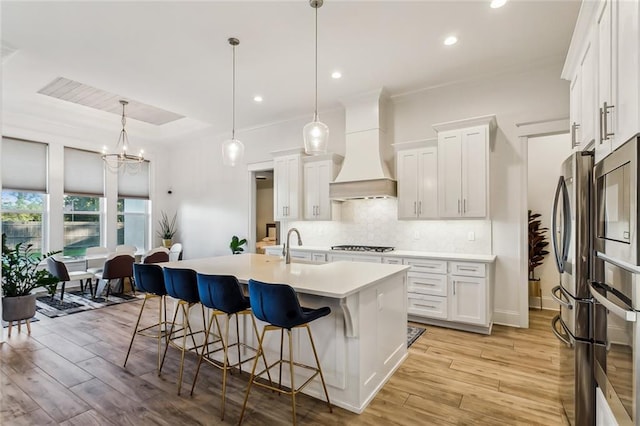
[{"xmin": 160, "ymin": 253, "xmax": 410, "ymax": 414}]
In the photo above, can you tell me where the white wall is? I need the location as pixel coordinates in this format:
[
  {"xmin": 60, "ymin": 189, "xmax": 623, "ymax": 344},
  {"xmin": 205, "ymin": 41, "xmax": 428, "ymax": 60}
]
[{"xmin": 527, "ymin": 133, "xmax": 571, "ymax": 309}]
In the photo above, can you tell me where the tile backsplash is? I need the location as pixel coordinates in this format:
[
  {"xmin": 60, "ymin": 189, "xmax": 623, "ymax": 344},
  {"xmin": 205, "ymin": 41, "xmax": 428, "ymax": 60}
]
[{"xmin": 284, "ymin": 198, "xmax": 492, "ymax": 254}]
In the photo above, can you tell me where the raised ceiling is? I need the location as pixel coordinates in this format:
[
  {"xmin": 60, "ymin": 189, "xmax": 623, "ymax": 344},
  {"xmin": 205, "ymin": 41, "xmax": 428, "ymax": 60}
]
[{"xmin": 1, "ymin": 0, "xmax": 580, "ymax": 145}]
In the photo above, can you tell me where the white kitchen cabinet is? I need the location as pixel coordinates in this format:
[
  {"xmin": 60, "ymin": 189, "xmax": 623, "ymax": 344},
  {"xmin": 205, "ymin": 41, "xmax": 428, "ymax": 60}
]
[
  {"xmin": 273, "ymin": 151, "xmax": 303, "ymax": 220},
  {"xmin": 449, "ymin": 275, "xmax": 486, "ymax": 326},
  {"xmin": 569, "ymin": 34, "xmax": 596, "ymax": 151},
  {"xmin": 565, "ymin": 0, "xmax": 639, "ymax": 164},
  {"xmin": 395, "ymin": 141, "xmax": 438, "ymax": 220},
  {"xmin": 434, "ymin": 116, "xmax": 495, "ymax": 218},
  {"xmin": 303, "ymin": 154, "xmax": 343, "ymax": 221}
]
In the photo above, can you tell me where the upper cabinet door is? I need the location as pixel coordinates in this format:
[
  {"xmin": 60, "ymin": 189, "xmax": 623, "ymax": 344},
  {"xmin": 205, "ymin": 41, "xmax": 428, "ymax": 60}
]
[
  {"xmin": 274, "ymin": 157, "xmax": 289, "ymax": 220},
  {"xmin": 596, "ymin": 0, "xmax": 614, "ymax": 162},
  {"xmin": 315, "ymin": 161, "xmax": 333, "ymax": 220},
  {"xmin": 397, "ymin": 149, "xmax": 419, "ymax": 219},
  {"xmin": 285, "ymin": 156, "xmax": 301, "ymax": 219},
  {"xmin": 461, "ymin": 127, "xmax": 487, "ymax": 218},
  {"xmin": 570, "ymin": 72, "xmax": 582, "ymax": 149},
  {"xmin": 303, "ymin": 162, "xmax": 319, "ymax": 220},
  {"xmin": 417, "ymin": 147, "xmax": 438, "ymax": 219},
  {"xmin": 613, "ymin": 0, "xmax": 639, "ymax": 150},
  {"xmin": 437, "ymin": 131, "xmax": 463, "ymax": 218},
  {"xmin": 579, "ymin": 41, "xmax": 596, "ymax": 148}
]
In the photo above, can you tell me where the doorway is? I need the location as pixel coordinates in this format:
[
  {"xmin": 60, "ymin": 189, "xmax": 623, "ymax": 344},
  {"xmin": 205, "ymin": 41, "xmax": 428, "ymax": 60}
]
[
  {"xmin": 527, "ymin": 133, "xmax": 572, "ymax": 311},
  {"xmin": 248, "ymin": 164, "xmax": 276, "ymax": 254}
]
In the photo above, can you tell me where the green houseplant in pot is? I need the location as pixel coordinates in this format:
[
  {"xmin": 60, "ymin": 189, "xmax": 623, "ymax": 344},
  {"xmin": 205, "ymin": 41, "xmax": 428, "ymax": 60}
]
[
  {"xmin": 157, "ymin": 211, "xmax": 177, "ymax": 248},
  {"xmin": 229, "ymin": 236, "xmax": 247, "ymax": 254},
  {"xmin": 1, "ymin": 234, "xmax": 60, "ymax": 323},
  {"xmin": 528, "ymin": 210, "xmax": 550, "ymax": 309}
]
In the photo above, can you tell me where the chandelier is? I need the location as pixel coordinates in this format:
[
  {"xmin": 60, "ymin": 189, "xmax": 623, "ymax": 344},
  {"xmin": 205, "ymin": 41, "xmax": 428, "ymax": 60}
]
[
  {"xmin": 102, "ymin": 100, "xmax": 144, "ymax": 173},
  {"xmin": 303, "ymin": 0, "xmax": 329, "ymax": 155}
]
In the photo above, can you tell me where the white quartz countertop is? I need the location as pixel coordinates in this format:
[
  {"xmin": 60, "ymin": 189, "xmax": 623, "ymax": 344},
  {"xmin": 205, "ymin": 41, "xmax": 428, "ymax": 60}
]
[
  {"xmin": 267, "ymin": 245, "xmax": 496, "ymax": 263},
  {"xmin": 159, "ymin": 253, "xmax": 410, "ymax": 299}
]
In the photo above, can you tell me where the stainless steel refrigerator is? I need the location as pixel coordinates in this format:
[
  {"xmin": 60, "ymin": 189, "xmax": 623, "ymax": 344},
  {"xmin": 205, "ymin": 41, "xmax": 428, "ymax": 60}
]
[{"xmin": 550, "ymin": 150, "xmax": 594, "ymax": 425}]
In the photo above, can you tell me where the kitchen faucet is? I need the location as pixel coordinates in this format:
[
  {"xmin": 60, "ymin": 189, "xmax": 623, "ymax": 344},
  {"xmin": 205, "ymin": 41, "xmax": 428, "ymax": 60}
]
[{"xmin": 283, "ymin": 228, "xmax": 303, "ymax": 264}]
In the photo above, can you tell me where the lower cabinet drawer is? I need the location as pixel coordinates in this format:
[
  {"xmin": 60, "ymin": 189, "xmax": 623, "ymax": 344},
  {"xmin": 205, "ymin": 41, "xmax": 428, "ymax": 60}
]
[
  {"xmin": 290, "ymin": 251, "xmax": 312, "ymax": 261},
  {"xmin": 405, "ymin": 258, "xmax": 447, "ymax": 274},
  {"xmin": 408, "ymin": 272, "xmax": 447, "ymax": 297},
  {"xmin": 408, "ymin": 294, "xmax": 447, "ymax": 320},
  {"xmin": 450, "ymin": 261, "xmax": 486, "ymax": 277}
]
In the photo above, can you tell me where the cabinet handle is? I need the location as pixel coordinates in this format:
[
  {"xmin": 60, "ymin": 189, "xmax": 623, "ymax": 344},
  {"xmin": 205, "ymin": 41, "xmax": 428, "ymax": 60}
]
[
  {"xmin": 599, "ymin": 107, "xmax": 604, "ymax": 144},
  {"xmin": 458, "ymin": 200, "xmax": 461, "ymax": 214},
  {"xmin": 463, "ymin": 199, "xmax": 466, "ymax": 213},
  {"xmin": 458, "ymin": 267, "xmax": 477, "ymax": 272},
  {"xmin": 414, "ymin": 303, "xmax": 437, "ymax": 309},
  {"xmin": 414, "ymin": 201, "xmax": 417, "ymax": 215},
  {"xmin": 453, "ymin": 280, "xmax": 456, "ymax": 295},
  {"xmin": 603, "ymin": 102, "xmax": 615, "ymax": 140},
  {"xmin": 418, "ymin": 201, "xmax": 422, "ymax": 215},
  {"xmin": 571, "ymin": 122, "xmax": 580, "ymax": 148},
  {"xmin": 315, "ymin": 205, "xmax": 319, "ymax": 216}
]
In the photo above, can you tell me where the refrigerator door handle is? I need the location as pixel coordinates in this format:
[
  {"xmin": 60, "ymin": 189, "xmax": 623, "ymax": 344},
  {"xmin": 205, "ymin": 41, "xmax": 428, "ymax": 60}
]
[
  {"xmin": 590, "ymin": 283, "xmax": 637, "ymax": 322},
  {"xmin": 551, "ymin": 314, "xmax": 573, "ymax": 347},
  {"xmin": 551, "ymin": 285, "xmax": 573, "ymax": 309},
  {"xmin": 551, "ymin": 176, "xmax": 570, "ymax": 273}
]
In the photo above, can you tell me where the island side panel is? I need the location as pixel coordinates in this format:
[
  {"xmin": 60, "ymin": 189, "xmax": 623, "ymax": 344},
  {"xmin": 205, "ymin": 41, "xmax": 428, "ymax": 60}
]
[{"xmin": 357, "ymin": 271, "xmax": 408, "ymax": 411}]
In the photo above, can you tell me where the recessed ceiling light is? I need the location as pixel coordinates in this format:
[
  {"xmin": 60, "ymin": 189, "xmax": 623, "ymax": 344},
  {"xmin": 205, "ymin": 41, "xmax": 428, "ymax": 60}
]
[
  {"xmin": 444, "ymin": 36, "xmax": 458, "ymax": 46},
  {"xmin": 253, "ymin": 95, "xmax": 263, "ymax": 103},
  {"xmin": 331, "ymin": 71, "xmax": 342, "ymax": 79},
  {"xmin": 490, "ymin": 0, "xmax": 507, "ymax": 8}
]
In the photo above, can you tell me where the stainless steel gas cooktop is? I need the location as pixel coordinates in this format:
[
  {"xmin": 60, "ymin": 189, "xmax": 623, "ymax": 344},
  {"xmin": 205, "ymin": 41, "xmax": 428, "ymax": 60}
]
[{"xmin": 330, "ymin": 245, "xmax": 395, "ymax": 253}]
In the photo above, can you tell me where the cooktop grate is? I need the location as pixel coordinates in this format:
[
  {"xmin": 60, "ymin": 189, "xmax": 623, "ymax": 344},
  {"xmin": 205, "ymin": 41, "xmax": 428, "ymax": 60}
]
[{"xmin": 330, "ymin": 245, "xmax": 395, "ymax": 253}]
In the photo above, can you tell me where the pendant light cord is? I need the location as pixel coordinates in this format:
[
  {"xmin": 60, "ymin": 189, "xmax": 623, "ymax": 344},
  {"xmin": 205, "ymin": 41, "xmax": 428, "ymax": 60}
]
[
  {"xmin": 232, "ymin": 43, "xmax": 236, "ymax": 140},
  {"xmin": 314, "ymin": 4, "xmax": 318, "ymax": 121}
]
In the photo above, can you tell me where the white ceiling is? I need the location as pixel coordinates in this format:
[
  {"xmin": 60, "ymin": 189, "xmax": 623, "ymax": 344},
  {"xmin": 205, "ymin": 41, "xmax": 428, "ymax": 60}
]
[{"xmin": 2, "ymin": 0, "xmax": 580, "ymax": 145}]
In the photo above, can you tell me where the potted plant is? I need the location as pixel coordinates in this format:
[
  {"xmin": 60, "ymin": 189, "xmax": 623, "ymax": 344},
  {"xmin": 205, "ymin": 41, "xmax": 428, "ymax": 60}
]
[
  {"xmin": 157, "ymin": 211, "xmax": 177, "ymax": 248},
  {"xmin": 1, "ymin": 234, "xmax": 60, "ymax": 323},
  {"xmin": 528, "ymin": 210, "xmax": 550, "ymax": 309},
  {"xmin": 229, "ymin": 235, "xmax": 247, "ymax": 254}
]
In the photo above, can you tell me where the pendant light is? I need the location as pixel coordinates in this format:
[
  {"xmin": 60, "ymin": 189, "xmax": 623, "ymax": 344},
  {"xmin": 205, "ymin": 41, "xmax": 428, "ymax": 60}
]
[
  {"xmin": 303, "ymin": 0, "xmax": 329, "ymax": 155},
  {"xmin": 102, "ymin": 100, "xmax": 144, "ymax": 174},
  {"xmin": 222, "ymin": 37, "xmax": 245, "ymax": 166}
]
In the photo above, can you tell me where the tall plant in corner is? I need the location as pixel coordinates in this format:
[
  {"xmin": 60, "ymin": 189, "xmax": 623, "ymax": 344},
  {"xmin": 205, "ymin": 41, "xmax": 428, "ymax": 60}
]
[{"xmin": 528, "ymin": 210, "xmax": 550, "ymax": 280}]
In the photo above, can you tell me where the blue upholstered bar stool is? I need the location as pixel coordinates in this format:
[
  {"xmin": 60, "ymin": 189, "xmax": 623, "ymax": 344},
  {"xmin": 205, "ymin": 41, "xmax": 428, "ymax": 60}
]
[
  {"xmin": 190, "ymin": 274, "xmax": 271, "ymax": 420},
  {"xmin": 160, "ymin": 267, "xmax": 206, "ymax": 395},
  {"xmin": 124, "ymin": 264, "xmax": 169, "ymax": 373},
  {"xmin": 239, "ymin": 279, "xmax": 333, "ymax": 425}
]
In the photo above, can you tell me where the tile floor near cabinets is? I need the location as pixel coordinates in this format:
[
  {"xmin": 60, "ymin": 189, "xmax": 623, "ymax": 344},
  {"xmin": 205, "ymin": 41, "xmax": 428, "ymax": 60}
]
[{"xmin": 0, "ymin": 303, "xmax": 563, "ymax": 425}]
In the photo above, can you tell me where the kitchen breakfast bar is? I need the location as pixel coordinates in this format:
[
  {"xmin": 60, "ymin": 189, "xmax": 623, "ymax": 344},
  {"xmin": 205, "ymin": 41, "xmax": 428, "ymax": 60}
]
[{"xmin": 160, "ymin": 253, "xmax": 410, "ymax": 413}]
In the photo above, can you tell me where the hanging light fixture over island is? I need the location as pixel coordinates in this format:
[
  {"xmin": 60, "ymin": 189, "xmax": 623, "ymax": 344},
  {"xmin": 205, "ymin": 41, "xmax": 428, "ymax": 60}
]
[
  {"xmin": 221, "ymin": 37, "xmax": 245, "ymax": 167},
  {"xmin": 102, "ymin": 99, "xmax": 145, "ymax": 174}
]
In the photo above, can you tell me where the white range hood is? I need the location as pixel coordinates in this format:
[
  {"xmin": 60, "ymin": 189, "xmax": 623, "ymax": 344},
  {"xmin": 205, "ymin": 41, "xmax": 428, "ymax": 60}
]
[{"xmin": 329, "ymin": 89, "xmax": 396, "ymax": 200}]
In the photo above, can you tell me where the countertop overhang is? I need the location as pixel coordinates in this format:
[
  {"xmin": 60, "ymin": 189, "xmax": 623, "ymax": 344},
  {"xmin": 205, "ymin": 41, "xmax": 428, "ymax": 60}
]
[{"xmin": 159, "ymin": 253, "xmax": 410, "ymax": 299}]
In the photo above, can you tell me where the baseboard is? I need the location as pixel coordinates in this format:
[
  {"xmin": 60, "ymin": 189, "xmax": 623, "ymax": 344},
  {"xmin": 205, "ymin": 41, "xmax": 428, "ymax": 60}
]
[
  {"xmin": 529, "ymin": 296, "xmax": 560, "ymax": 311},
  {"xmin": 493, "ymin": 309, "xmax": 521, "ymax": 327}
]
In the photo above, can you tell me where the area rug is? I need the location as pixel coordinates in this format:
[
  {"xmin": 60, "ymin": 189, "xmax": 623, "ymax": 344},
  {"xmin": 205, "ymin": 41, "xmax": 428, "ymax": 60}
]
[
  {"xmin": 407, "ymin": 325, "xmax": 426, "ymax": 348},
  {"xmin": 35, "ymin": 290, "xmax": 142, "ymax": 318}
]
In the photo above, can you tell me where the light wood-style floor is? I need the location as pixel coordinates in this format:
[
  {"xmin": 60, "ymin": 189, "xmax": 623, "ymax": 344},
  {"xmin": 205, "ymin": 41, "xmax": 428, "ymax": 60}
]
[{"xmin": 0, "ymin": 299, "xmax": 565, "ymax": 425}]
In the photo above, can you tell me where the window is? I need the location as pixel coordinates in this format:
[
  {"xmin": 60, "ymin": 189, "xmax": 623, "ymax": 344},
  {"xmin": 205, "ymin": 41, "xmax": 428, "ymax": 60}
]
[
  {"xmin": 1, "ymin": 190, "xmax": 46, "ymax": 252},
  {"xmin": 117, "ymin": 198, "xmax": 149, "ymax": 252},
  {"xmin": 63, "ymin": 195, "xmax": 102, "ymax": 256}
]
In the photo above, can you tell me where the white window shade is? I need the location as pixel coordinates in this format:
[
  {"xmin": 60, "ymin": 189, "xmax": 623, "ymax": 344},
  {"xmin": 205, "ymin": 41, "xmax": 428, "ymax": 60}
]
[
  {"xmin": 1, "ymin": 137, "xmax": 48, "ymax": 192},
  {"xmin": 64, "ymin": 147, "xmax": 105, "ymax": 196},
  {"xmin": 118, "ymin": 161, "xmax": 150, "ymax": 199}
]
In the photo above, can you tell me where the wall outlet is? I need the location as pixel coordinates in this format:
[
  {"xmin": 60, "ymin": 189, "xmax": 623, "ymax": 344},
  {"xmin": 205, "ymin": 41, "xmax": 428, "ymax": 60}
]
[{"xmin": 467, "ymin": 231, "xmax": 475, "ymax": 241}]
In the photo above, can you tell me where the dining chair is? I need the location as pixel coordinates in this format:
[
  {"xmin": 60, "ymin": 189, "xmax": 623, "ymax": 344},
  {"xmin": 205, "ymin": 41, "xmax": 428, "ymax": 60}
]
[
  {"xmin": 169, "ymin": 243, "xmax": 183, "ymax": 262},
  {"xmin": 93, "ymin": 253, "xmax": 135, "ymax": 298},
  {"xmin": 115, "ymin": 244, "xmax": 137, "ymax": 254},
  {"xmin": 85, "ymin": 246, "xmax": 109, "ymax": 275},
  {"xmin": 143, "ymin": 247, "xmax": 170, "ymax": 264},
  {"xmin": 46, "ymin": 257, "xmax": 95, "ymax": 300}
]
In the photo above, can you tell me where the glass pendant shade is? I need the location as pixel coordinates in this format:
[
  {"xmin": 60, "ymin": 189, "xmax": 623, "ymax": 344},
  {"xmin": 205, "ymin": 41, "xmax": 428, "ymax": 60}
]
[
  {"xmin": 303, "ymin": 118, "xmax": 329, "ymax": 155},
  {"xmin": 222, "ymin": 137, "xmax": 245, "ymax": 167}
]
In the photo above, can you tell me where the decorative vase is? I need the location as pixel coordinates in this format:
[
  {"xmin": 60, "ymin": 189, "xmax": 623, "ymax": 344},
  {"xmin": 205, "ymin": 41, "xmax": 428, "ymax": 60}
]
[
  {"xmin": 2, "ymin": 293, "xmax": 37, "ymax": 322},
  {"xmin": 162, "ymin": 239, "xmax": 172, "ymax": 248}
]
